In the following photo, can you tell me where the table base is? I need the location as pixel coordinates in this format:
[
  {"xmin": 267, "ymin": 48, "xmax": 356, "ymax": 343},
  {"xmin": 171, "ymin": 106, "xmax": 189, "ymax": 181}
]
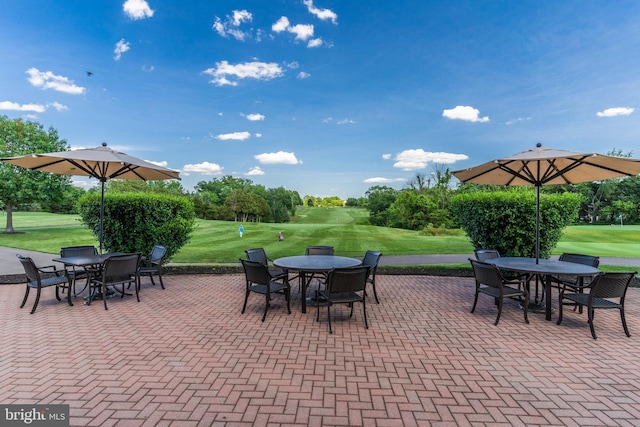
[
  {"xmin": 520, "ymin": 301, "xmax": 554, "ymax": 314},
  {"xmin": 305, "ymin": 295, "xmax": 330, "ymax": 308}
]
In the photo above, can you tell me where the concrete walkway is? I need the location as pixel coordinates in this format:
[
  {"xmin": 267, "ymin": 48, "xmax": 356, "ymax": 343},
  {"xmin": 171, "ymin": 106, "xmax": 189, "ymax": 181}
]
[{"xmin": 2, "ymin": 246, "xmax": 639, "ymax": 276}]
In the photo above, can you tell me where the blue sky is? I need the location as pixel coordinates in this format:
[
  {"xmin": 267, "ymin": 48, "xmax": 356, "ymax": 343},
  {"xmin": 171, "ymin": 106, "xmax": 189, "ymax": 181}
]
[{"xmin": 1, "ymin": 1, "xmax": 640, "ymax": 199}]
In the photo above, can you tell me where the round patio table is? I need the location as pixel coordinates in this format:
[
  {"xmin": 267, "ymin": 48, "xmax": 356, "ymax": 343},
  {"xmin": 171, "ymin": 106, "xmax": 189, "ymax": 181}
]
[
  {"xmin": 273, "ymin": 255, "xmax": 361, "ymax": 313},
  {"xmin": 489, "ymin": 257, "xmax": 600, "ymax": 321}
]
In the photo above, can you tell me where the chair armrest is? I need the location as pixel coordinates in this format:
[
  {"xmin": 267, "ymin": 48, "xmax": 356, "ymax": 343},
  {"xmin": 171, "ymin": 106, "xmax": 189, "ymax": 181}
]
[{"xmin": 37, "ymin": 265, "xmax": 68, "ymax": 277}]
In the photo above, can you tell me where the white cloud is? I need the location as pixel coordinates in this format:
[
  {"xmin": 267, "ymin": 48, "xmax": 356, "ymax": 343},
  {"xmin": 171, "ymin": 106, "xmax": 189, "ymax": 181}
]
[
  {"xmin": 49, "ymin": 102, "xmax": 68, "ymax": 112},
  {"xmin": 213, "ymin": 10, "xmax": 253, "ymax": 41},
  {"xmin": 597, "ymin": 107, "xmax": 635, "ymax": 117},
  {"xmin": 255, "ymin": 133, "xmax": 262, "ymax": 138},
  {"xmin": 254, "ymin": 151, "xmax": 301, "ymax": 165},
  {"xmin": 286, "ymin": 61, "xmax": 299, "ymax": 69},
  {"xmin": 26, "ymin": 68, "xmax": 86, "ymax": 95},
  {"xmin": 322, "ymin": 117, "xmax": 333, "ymax": 123},
  {"xmin": 442, "ymin": 105, "xmax": 489, "ymax": 123},
  {"xmin": 123, "ymin": 0, "xmax": 154, "ymax": 20},
  {"xmin": 246, "ymin": 113, "xmax": 265, "ymax": 121},
  {"xmin": 142, "ymin": 64, "xmax": 155, "ymax": 72},
  {"xmin": 308, "ymin": 38, "xmax": 323, "ymax": 48},
  {"xmin": 0, "ymin": 101, "xmax": 69, "ymax": 113},
  {"xmin": 393, "ymin": 149, "xmax": 469, "ymax": 171},
  {"xmin": 363, "ymin": 177, "xmax": 405, "ymax": 183},
  {"xmin": 0, "ymin": 101, "xmax": 46, "ymax": 112},
  {"xmin": 289, "ymin": 24, "xmax": 314, "ymax": 41},
  {"xmin": 183, "ymin": 162, "xmax": 223, "ymax": 175},
  {"xmin": 382, "ymin": 153, "xmax": 392, "ymax": 160},
  {"xmin": 203, "ymin": 61, "xmax": 284, "ymax": 86},
  {"xmin": 303, "ymin": 0, "xmax": 338, "ymax": 24},
  {"xmin": 337, "ymin": 119, "xmax": 355, "ymax": 125},
  {"xmin": 297, "ymin": 71, "xmax": 311, "ymax": 79},
  {"xmin": 272, "ymin": 16, "xmax": 290, "ymax": 33},
  {"xmin": 215, "ymin": 131, "xmax": 251, "ymax": 141},
  {"xmin": 506, "ymin": 116, "xmax": 531, "ymax": 125},
  {"xmin": 246, "ymin": 166, "xmax": 265, "ymax": 176},
  {"xmin": 114, "ymin": 39, "xmax": 131, "ymax": 61}
]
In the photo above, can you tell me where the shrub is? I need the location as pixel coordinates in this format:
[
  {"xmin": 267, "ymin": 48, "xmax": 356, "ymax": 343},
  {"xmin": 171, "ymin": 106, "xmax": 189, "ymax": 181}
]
[
  {"xmin": 77, "ymin": 192, "xmax": 195, "ymax": 261},
  {"xmin": 449, "ymin": 190, "xmax": 582, "ymax": 259}
]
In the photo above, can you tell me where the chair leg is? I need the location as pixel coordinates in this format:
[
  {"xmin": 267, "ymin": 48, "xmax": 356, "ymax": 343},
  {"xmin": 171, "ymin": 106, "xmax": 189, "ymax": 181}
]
[
  {"xmin": 522, "ymin": 290, "xmax": 529, "ymax": 324},
  {"xmin": 363, "ymin": 299, "xmax": 368, "ymax": 329},
  {"xmin": 371, "ymin": 280, "xmax": 380, "ymax": 304},
  {"xmin": 242, "ymin": 290, "xmax": 249, "ymax": 314},
  {"xmin": 588, "ymin": 307, "xmax": 596, "ymax": 339},
  {"xmin": 157, "ymin": 273, "xmax": 165, "ymax": 290},
  {"xmin": 327, "ymin": 304, "xmax": 333, "ymax": 334},
  {"xmin": 471, "ymin": 289, "xmax": 479, "ymax": 313},
  {"xmin": 621, "ymin": 308, "xmax": 631, "ymax": 337},
  {"xmin": 285, "ymin": 287, "xmax": 291, "ymax": 314},
  {"xmin": 135, "ymin": 278, "xmax": 140, "ymax": 302},
  {"xmin": 556, "ymin": 292, "xmax": 564, "ymax": 325},
  {"xmin": 20, "ymin": 286, "xmax": 30, "ymax": 309},
  {"xmin": 103, "ymin": 284, "xmax": 109, "ymax": 310},
  {"xmin": 31, "ymin": 287, "xmax": 42, "ymax": 314},
  {"xmin": 494, "ymin": 297, "xmax": 503, "ymax": 326},
  {"xmin": 262, "ymin": 294, "xmax": 270, "ymax": 322}
]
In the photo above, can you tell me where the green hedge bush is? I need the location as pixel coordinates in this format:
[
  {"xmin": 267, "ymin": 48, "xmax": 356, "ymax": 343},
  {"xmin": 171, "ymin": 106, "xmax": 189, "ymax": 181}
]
[
  {"xmin": 77, "ymin": 192, "xmax": 195, "ymax": 260},
  {"xmin": 449, "ymin": 190, "xmax": 582, "ymax": 259}
]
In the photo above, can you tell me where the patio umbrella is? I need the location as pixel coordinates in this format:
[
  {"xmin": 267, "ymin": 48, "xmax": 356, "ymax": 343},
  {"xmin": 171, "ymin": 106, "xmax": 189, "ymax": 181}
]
[
  {"xmin": 0, "ymin": 143, "xmax": 180, "ymax": 252},
  {"xmin": 452, "ymin": 143, "xmax": 640, "ymax": 262}
]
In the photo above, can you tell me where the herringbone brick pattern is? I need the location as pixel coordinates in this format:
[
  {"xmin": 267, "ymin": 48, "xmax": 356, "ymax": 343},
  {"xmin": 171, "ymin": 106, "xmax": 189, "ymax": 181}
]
[{"xmin": 2, "ymin": 274, "xmax": 640, "ymax": 426}]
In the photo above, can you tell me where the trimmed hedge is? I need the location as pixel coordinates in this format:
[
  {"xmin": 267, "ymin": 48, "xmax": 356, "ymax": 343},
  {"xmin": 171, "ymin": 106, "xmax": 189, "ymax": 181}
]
[
  {"xmin": 450, "ymin": 190, "xmax": 582, "ymax": 259},
  {"xmin": 77, "ymin": 192, "xmax": 195, "ymax": 261}
]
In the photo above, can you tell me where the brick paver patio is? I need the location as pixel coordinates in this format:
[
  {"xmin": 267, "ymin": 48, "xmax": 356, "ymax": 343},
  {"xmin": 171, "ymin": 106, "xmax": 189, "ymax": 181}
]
[{"xmin": 2, "ymin": 273, "xmax": 640, "ymax": 426}]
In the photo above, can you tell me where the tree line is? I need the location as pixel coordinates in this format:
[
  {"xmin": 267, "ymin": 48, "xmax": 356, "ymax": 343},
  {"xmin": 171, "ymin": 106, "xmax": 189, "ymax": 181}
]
[{"xmin": 2, "ymin": 116, "xmax": 639, "ymax": 235}]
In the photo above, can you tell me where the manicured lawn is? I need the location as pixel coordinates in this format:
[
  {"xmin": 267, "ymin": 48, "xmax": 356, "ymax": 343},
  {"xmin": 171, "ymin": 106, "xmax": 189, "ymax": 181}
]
[{"xmin": 0, "ymin": 211, "xmax": 638, "ymax": 266}]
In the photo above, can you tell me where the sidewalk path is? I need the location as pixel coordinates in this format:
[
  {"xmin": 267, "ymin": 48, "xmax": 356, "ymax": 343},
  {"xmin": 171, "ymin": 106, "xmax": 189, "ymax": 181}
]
[{"xmin": 1, "ymin": 246, "xmax": 639, "ymax": 276}]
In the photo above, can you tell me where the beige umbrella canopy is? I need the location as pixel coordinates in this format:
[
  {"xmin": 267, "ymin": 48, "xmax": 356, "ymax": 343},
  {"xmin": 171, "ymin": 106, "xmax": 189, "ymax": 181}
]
[
  {"xmin": 452, "ymin": 143, "xmax": 640, "ymax": 261},
  {"xmin": 1, "ymin": 143, "xmax": 180, "ymax": 252}
]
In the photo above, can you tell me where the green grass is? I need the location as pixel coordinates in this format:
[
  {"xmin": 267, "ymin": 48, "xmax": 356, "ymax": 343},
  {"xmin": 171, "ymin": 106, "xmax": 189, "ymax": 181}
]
[{"xmin": 0, "ymin": 210, "xmax": 639, "ymax": 267}]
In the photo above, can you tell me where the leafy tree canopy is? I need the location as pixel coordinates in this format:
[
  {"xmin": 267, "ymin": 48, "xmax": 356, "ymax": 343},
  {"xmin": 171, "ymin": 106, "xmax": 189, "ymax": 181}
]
[{"xmin": 0, "ymin": 116, "xmax": 71, "ymax": 232}]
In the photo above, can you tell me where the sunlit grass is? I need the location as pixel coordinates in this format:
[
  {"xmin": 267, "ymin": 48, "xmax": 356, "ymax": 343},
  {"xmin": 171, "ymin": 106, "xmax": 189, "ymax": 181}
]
[{"xmin": 0, "ymin": 211, "xmax": 638, "ymax": 266}]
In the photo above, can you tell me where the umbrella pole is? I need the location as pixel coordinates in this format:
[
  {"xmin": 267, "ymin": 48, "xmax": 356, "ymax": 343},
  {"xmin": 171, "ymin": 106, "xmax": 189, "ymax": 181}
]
[
  {"xmin": 535, "ymin": 185, "xmax": 540, "ymax": 264},
  {"xmin": 99, "ymin": 179, "xmax": 105, "ymax": 254}
]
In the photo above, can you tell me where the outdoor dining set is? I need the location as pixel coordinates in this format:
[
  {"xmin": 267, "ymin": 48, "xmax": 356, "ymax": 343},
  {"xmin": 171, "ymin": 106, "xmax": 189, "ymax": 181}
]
[
  {"xmin": 16, "ymin": 241, "xmax": 637, "ymax": 339},
  {"xmin": 241, "ymin": 246, "xmax": 382, "ymax": 334},
  {"xmin": 469, "ymin": 249, "xmax": 637, "ymax": 339},
  {"xmin": 17, "ymin": 244, "xmax": 167, "ymax": 312}
]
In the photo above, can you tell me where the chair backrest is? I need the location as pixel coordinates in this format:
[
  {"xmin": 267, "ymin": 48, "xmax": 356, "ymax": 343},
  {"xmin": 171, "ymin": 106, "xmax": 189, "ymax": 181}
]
[
  {"xmin": 326, "ymin": 266, "xmax": 370, "ymax": 294},
  {"xmin": 148, "ymin": 244, "xmax": 167, "ymax": 265},
  {"xmin": 474, "ymin": 249, "xmax": 500, "ymax": 262},
  {"xmin": 102, "ymin": 253, "xmax": 140, "ymax": 283},
  {"xmin": 60, "ymin": 245, "xmax": 98, "ymax": 257},
  {"xmin": 305, "ymin": 246, "xmax": 334, "ymax": 256},
  {"xmin": 17, "ymin": 254, "xmax": 40, "ymax": 283},
  {"xmin": 240, "ymin": 258, "xmax": 272, "ymax": 285},
  {"xmin": 245, "ymin": 248, "xmax": 269, "ymax": 266},
  {"xmin": 469, "ymin": 259, "xmax": 506, "ymax": 290},
  {"xmin": 559, "ymin": 253, "xmax": 600, "ymax": 268},
  {"xmin": 589, "ymin": 272, "xmax": 636, "ymax": 300},
  {"xmin": 362, "ymin": 250, "xmax": 382, "ymax": 272}
]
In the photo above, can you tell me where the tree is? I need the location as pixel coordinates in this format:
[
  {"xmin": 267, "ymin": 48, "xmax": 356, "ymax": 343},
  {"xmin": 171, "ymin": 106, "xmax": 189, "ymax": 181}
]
[
  {"xmin": 106, "ymin": 180, "xmax": 185, "ymax": 195},
  {"xmin": 0, "ymin": 116, "xmax": 70, "ymax": 233},
  {"xmin": 365, "ymin": 186, "xmax": 398, "ymax": 226}
]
